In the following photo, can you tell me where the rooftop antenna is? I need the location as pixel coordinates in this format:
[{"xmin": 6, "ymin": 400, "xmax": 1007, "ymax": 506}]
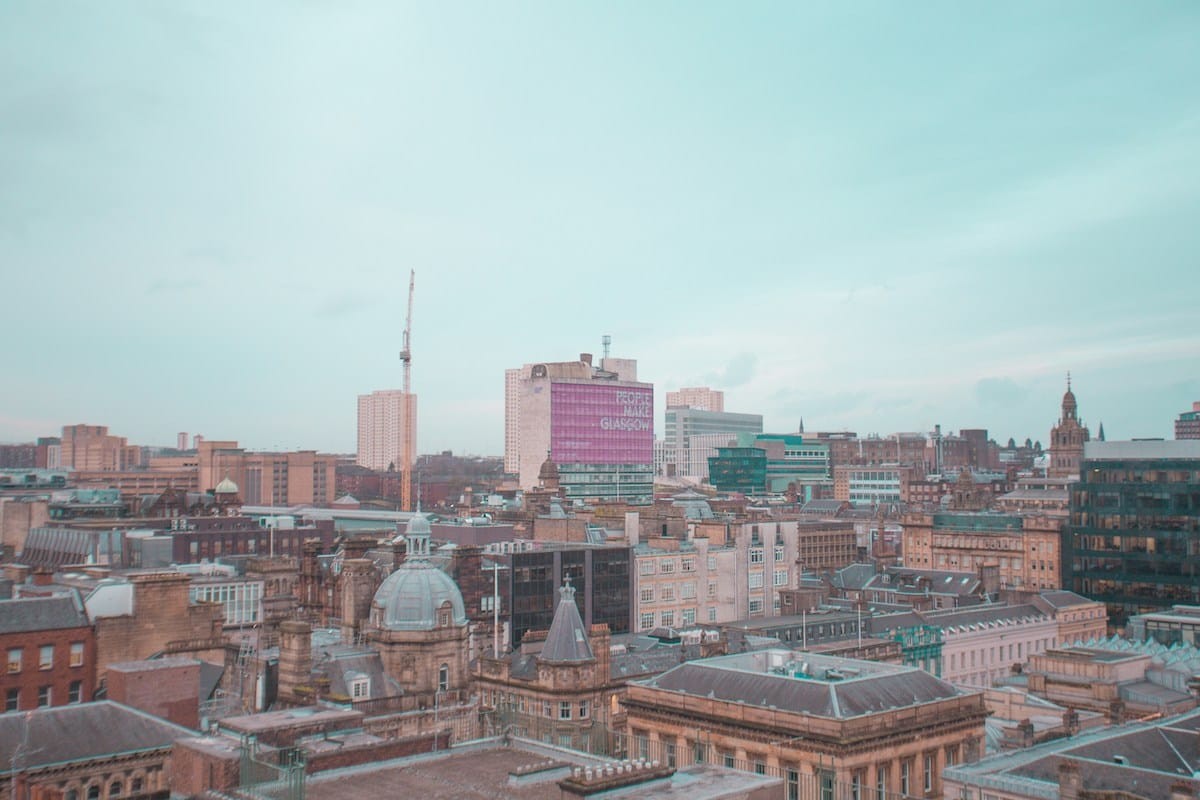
[
  {"xmin": 602, "ymin": 334, "xmax": 611, "ymax": 361},
  {"xmin": 400, "ymin": 270, "xmax": 416, "ymax": 511}
]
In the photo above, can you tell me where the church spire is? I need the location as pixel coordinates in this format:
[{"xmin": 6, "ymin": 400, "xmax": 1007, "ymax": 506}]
[{"xmin": 1098, "ymin": 421, "xmax": 1106, "ymax": 442}]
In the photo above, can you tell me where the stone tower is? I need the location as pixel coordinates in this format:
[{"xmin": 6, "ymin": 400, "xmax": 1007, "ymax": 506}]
[{"xmin": 1048, "ymin": 375, "xmax": 1089, "ymax": 479}]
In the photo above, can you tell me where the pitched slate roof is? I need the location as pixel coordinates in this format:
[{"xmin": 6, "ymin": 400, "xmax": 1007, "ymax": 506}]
[
  {"xmin": 0, "ymin": 701, "xmax": 195, "ymax": 774},
  {"xmin": 637, "ymin": 650, "xmax": 966, "ymax": 719},
  {"xmin": 0, "ymin": 594, "xmax": 88, "ymax": 634},
  {"xmin": 538, "ymin": 581, "xmax": 594, "ymax": 664}
]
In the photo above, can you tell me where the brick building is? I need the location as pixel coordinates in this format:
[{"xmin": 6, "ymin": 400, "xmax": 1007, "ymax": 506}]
[
  {"xmin": 84, "ymin": 572, "xmax": 224, "ymax": 684},
  {"xmin": 1, "ymin": 594, "xmax": 96, "ymax": 712},
  {"xmin": 0, "ymin": 702, "xmax": 193, "ymax": 800}
]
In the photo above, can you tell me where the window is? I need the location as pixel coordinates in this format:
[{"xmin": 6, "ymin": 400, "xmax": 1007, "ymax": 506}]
[
  {"xmin": 438, "ymin": 612, "xmax": 449, "ymax": 627},
  {"xmin": 38, "ymin": 686, "xmax": 51, "ymax": 708},
  {"xmin": 901, "ymin": 759, "xmax": 911, "ymax": 796},
  {"xmin": 130, "ymin": 779, "xmax": 142, "ymax": 794},
  {"xmin": 694, "ymin": 740, "xmax": 707, "ymax": 765},
  {"xmin": 558, "ymin": 701, "xmax": 571, "ymax": 720},
  {"xmin": 707, "ymin": 556, "xmax": 716, "ymax": 570},
  {"xmin": 69, "ymin": 681, "xmax": 82, "ymax": 704},
  {"xmin": 579, "ymin": 700, "xmax": 589, "ymax": 719},
  {"xmin": 350, "ymin": 678, "xmax": 370, "ymax": 699},
  {"xmin": 681, "ymin": 558, "xmax": 695, "ymax": 572},
  {"xmin": 640, "ymin": 561, "xmax": 655, "ymax": 576},
  {"xmin": 87, "ymin": 786, "xmax": 99, "ymax": 800},
  {"xmin": 681, "ymin": 582, "xmax": 696, "ymax": 599},
  {"xmin": 640, "ymin": 587, "xmax": 654, "ymax": 604},
  {"xmin": 66, "ymin": 791, "xmax": 78, "ymax": 800},
  {"xmin": 925, "ymin": 754, "xmax": 934, "ymax": 793},
  {"xmin": 39, "ymin": 645, "xmax": 53, "ymax": 670},
  {"xmin": 543, "ymin": 701, "xmax": 552, "ymax": 718},
  {"xmin": 5, "ymin": 688, "xmax": 17, "ymax": 712},
  {"xmin": 661, "ymin": 611, "xmax": 675, "ymax": 627},
  {"xmin": 6, "ymin": 648, "xmax": 20, "ymax": 674},
  {"xmin": 786, "ymin": 768, "xmax": 799, "ymax": 800},
  {"xmin": 683, "ymin": 608, "xmax": 696, "ymax": 625},
  {"xmin": 750, "ymin": 548, "xmax": 764, "ymax": 564},
  {"xmin": 660, "ymin": 560, "xmax": 675, "ymax": 574},
  {"xmin": 723, "ymin": 752, "xmax": 735, "ymax": 768},
  {"xmin": 708, "ymin": 608, "xmax": 717, "ymax": 622},
  {"xmin": 774, "ymin": 569, "xmax": 788, "ymax": 587},
  {"xmin": 640, "ymin": 613, "xmax": 654, "ymax": 630},
  {"xmin": 749, "ymin": 571, "xmax": 764, "ymax": 589},
  {"xmin": 749, "ymin": 599, "xmax": 763, "ymax": 614},
  {"xmin": 438, "ymin": 664, "xmax": 449, "ymax": 692},
  {"xmin": 666, "ymin": 741, "xmax": 677, "ymax": 768},
  {"xmin": 110, "ymin": 781, "xmax": 122, "ymax": 797},
  {"xmin": 660, "ymin": 585, "xmax": 676, "ymax": 602},
  {"xmin": 774, "ymin": 546, "xmax": 784, "ymax": 562},
  {"xmin": 876, "ymin": 764, "xmax": 888, "ymax": 797},
  {"xmin": 708, "ymin": 582, "xmax": 717, "ymax": 599}
]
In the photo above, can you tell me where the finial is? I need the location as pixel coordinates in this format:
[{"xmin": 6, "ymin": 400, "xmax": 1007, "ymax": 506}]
[
  {"xmin": 559, "ymin": 576, "xmax": 576, "ymax": 603},
  {"xmin": 1066, "ymin": 371, "xmax": 1071, "ymax": 390}
]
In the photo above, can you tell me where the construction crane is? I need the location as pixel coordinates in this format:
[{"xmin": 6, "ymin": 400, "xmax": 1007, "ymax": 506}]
[{"xmin": 400, "ymin": 270, "xmax": 415, "ymax": 511}]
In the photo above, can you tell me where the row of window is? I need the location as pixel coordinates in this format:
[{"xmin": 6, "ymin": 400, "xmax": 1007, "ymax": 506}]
[
  {"xmin": 63, "ymin": 776, "xmax": 146, "ymax": 800},
  {"xmin": 7, "ymin": 643, "xmax": 85, "ymax": 673},
  {"xmin": 639, "ymin": 608, "xmax": 709, "ymax": 629},
  {"xmin": 5, "ymin": 681, "xmax": 84, "ymax": 711},
  {"xmin": 485, "ymin": 690, "xmax": 591, "ymax": 721}
]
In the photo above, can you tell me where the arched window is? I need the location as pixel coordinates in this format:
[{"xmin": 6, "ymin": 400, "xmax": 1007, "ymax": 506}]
[
  {"xmin": 438, "ymin": 663, "xmax": 449, "ymax": 692},
  {"xmin": 87, "ymin": 786, "xmax": 100, "ymax": 800},
  {"xmin": 131, "ymin": 778, "xmax": 143, "ymax": 794},
  {"xmin": 66, "ymin": 790, "xmax": 78, "ymax": 800},
  {"xmin": 109, "ymin": 781, "xmax": 122, "ymax": 797}
]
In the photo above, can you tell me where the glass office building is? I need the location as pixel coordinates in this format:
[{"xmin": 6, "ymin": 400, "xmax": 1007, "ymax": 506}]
[{"xmin": 1066, "ymin": 440, "xmax": 1200, "ymax": 626}]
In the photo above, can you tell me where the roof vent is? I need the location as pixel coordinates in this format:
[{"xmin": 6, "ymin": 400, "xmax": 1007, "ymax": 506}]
[{"xmin": 1113, "ymin": 755, "xmax": 1128, "ymax": 765}]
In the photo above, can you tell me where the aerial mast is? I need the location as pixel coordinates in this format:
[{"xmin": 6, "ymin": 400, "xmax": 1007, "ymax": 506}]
[{"xmin": 400, "ymin": 270, "xmax": 415, "ymax": 511}]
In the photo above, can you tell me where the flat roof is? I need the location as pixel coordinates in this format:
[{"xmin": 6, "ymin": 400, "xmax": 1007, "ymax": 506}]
[
  {"xmin": 256, "ymin": 740, "xmax": 779, "ymax": 800},
  {"xmin": 1084, "ymin": 440, "xmax": 1200, "ymax": 460}
]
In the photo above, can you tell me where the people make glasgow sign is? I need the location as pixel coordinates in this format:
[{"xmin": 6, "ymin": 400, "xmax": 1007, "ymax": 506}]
[{"xmin": 551, "ymin": 384, "xmax": 654, "ymax": 464}]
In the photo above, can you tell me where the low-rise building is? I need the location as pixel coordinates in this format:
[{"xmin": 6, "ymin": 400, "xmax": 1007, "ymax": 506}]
[
  {"xmin": 622, "ymin": 649, "xmax": 988, "ymax": 799},
  {"xmin": 902, "ymin": 511, "xmax": 1063, "ymax": 591},
  {"xmin": 944, "ymin": 706, "xmax": 1200, "ymax": 800},
  {"xmin": 0, "ymin": 594, "xmax": 95, "ymax": 712},
  {"xmin": 0, "ymin": 701, "xmax": 193, "ymax": 800}
]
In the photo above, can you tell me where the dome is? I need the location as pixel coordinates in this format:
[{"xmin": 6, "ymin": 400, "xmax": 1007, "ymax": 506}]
[
  {"xmin": 214, "ymin": 476, "xmax": 239, "ymax": 495},
  {"xmin": 538, "ymin": 456, "xmax": 560, "ymax": 484},
  {"xmin": 405, "ymin": 514, "xmax": 432, "ymax": 537},
  {"xmin": 370, "ymin": 562, "xmax": 467, "ymax": 631}
]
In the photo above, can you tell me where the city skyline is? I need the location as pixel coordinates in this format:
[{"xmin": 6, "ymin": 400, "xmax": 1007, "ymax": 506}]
[{"xmin": 3, "ymin": 3, "xmax": 1199, "ymax": 454}]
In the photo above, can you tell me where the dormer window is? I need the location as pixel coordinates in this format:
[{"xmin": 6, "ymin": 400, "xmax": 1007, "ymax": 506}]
[{"xmin": 350, "ymin": 677, "xmax": 370, "ymax": 699}]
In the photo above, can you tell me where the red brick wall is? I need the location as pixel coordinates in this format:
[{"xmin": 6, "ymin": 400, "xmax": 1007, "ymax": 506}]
[
  {"xmin": 305, "ymin": 732, "xmax": 451, "ymax": 773},
  {"xmin": 171, "ymin": 739, "xmax": 241, "ymax": 796},
  {"xmin": 0, "ymin": 625, "xmax": 96, "ymax": 711},
  {"xmin": 107, "ymin": 661, "xmax": 200, "ymax": 729}
]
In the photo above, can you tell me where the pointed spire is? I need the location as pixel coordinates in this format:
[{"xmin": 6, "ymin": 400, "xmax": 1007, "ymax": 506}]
[
  {"xmin": 539, "ymin": 577, "xmax": 594, "ymax": 664},
  {"xmin": 1098, "ymin": 422, "xmax": 1106, "ymax": 442},
  {"xmin": 799, "ymin": 417, "xmax": 805, "ymax": 434}
]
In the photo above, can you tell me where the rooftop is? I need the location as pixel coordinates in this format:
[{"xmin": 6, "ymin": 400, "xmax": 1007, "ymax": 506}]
[
  {"xmin": 254, "ymin": 739, "xmax": 779, "ymax": 800},
  {"xmin": 0, "ymin": 594, "xmax": 88, "ymax": 634},
  {"xmin": 0, "ymin": 701, "xmax": 195, "ymax": 774},
  {"xmin": 635, "ymin": 649, "xmax": 970, "ymax": 719},
  {"xmin": 1084, "ymin": 439, "xmax": 1200, "ymax": 461}
]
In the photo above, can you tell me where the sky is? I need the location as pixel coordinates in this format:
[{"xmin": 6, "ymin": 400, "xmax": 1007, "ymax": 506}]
[{"xmin": 3, "ymin": 2, "xmax": 1199, "ymax": 455}]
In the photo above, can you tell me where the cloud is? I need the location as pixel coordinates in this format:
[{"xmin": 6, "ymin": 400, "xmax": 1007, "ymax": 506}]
[
  {"xmin": 975, "ymin": 377, "xmax": 1028, "ymax": 408},
  {"xmin": 705, "ymin": 352, "xmax": 758, "ymax": 388}
]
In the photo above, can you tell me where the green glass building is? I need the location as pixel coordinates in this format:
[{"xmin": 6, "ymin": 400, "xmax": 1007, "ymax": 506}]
[{"xmin": 1066, "ymin": 440, "xmax": 1200, "ymax": 627}]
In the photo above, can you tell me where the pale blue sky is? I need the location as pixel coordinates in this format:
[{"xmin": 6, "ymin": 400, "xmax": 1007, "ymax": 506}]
[{"xmin": 3, "ymin": 2, "xmax": 1198, "ymax": 454}]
